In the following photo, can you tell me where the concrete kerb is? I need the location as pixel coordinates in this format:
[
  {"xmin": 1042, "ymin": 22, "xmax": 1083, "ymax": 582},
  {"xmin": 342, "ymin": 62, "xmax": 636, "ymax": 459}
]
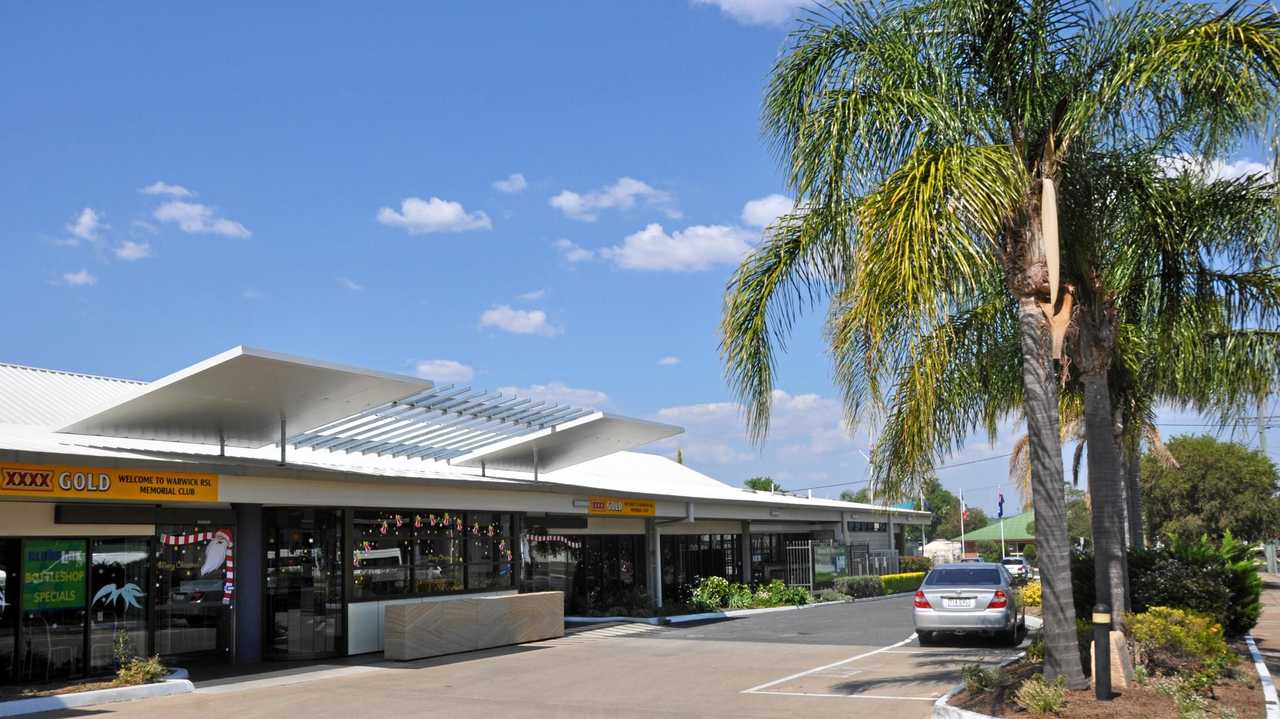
[
  {"xmin": 1244, "ymin": 634, "xmax": 1280, "ymax": 719},
  {"xmin": 565, "ymin": 593, "xmax": 917, "ymax": 627},
  {"xmin": 0, "ymin": 668, "xmax": 193, "ymax": 718}
]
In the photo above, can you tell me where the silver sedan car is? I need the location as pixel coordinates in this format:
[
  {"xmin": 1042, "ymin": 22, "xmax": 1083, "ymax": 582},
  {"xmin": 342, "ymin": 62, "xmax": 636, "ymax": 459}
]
[{"xmin": 912, "ymin": 562, "xmax": 1024, "ymax": 645}]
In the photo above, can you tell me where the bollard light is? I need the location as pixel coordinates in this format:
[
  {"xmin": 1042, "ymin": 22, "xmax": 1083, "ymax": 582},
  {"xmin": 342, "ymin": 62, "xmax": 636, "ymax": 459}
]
[{"xmin": 1093, "ymin": 604, "xmax": 1112, "ymax": 701}]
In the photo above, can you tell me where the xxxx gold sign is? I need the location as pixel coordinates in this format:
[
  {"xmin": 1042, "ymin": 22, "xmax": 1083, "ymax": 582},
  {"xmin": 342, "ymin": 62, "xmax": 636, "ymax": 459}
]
[
  {"xmin": 0, "ymin": 463, "xmax": 218, "ymax": 503},
  {"xmin": 587, "ymin": 496, "xmax": 656, "ymax": 517}
]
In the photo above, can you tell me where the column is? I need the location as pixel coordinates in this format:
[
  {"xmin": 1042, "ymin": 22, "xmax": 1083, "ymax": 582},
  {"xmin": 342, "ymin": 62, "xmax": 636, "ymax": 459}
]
[
  {"xmin": 645, "ymin": 518, "xmax": 662, "ymax": 608},
  {"xmin": 233, "ymin": 503, "xmax": 263, "ymax": 664},
  {"xmin": 740, "ymin": 520, "xmax": 752, "ymax": 584}
]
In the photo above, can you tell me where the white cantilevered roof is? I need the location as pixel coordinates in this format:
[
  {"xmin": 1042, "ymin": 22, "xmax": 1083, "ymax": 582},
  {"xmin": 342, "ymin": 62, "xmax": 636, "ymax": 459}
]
[{"xmin": 46, "ymin": 346, "xmax": 679, "ymax": 471}]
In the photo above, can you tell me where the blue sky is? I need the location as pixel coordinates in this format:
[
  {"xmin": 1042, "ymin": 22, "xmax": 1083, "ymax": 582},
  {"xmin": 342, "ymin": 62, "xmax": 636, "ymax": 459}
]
[{"xmin": 3, "ymin": 0, "xmax": 1276, "ymax": 513}]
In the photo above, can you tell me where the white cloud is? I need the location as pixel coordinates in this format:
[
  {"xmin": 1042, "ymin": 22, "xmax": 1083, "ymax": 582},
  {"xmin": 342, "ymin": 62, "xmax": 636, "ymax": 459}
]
[
  {"xmin": 66, "ymin": 208, "xmax": 105, "ymax": 242},
  {"xmin": 376, "ymin": 196, "xmax": 492, "ymax": 234},
  {"xmin": 61, "ymin": 269, "xmax": 97, "ymax": 286},
  {"xmin": 114, "ymin": 240, "xmax": 151, "ymax": 261},
  {"xmin": 517, "ymin": 288, "xmax": 546, "ymax": 301},
  {"xmin": 554, "ymin": 238, "xmax": 595, "ymax": 263},
  {"xmin": 479, "ymin": 304, "xmax": 561, "ymax": 336},
  {"xmin": 337, "ymin": 277, "xmax": 364, "ymax": 291},
  {"xmin": 154, "ymin": 201, "xmax": 251, "ymax": 238},
  {"xmin": 1158, "ymin": 154, "xmax": 1274, "ymax": 182},
  {"xmin": 657, "ymin": 356, "xmax": 681, "ymax": 366},
  {"xmin": 496, "ymin": 381, "xmax": 608, "ymax": 407},
  {"xmin": 741, "ymin": 193, "xmax": 794, "ymax": 228},
  {"xmin": 656, "ymin": 389, "xmax": 859, "ymax": 464},
  {"xmin": 549, "ymin": 177, "xmax": 677, "ymax": 222},
  {"xmin": 492, "ymin": 173, "xmax": 528, "ymax": 194},
  {"xmin": 601, "ymin": 223, "xmax": 755, "ymax": 271},
  {"xmin": 414, "ymin": 359, "xmax": 475, "ymax": 383},
  {"xmin": 692, "ymin": 0, "xmax": 812, "ymax": 25},
  {"xmin": 139, "ymin": 181, "xmax": 195, "ymax": 198},
  {"xmin": 130, "ymin": 220, "xmax": 158, "ymax": 236}
]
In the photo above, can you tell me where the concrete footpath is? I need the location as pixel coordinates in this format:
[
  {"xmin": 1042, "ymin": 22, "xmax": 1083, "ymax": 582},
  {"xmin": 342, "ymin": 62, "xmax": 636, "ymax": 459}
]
[{"xmin": 1251, "ymin": 574, "xmax": 1280, "ymax": 677}]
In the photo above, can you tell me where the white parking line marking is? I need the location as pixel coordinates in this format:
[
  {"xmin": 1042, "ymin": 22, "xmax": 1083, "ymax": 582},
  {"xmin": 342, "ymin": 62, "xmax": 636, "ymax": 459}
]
[
  {"xmin": 740, "ymin": 634, "xmax": 917, "ymax": 694},
  {"xmin": 749, "ymin": 690, "xmax": 939, "ymax": 701}
]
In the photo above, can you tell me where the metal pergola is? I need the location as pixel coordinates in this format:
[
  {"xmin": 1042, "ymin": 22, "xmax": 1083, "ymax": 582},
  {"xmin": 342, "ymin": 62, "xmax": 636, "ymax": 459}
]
[{"xmin": 287, "ymin": 384, "xmax": 598, "ymax": 462}]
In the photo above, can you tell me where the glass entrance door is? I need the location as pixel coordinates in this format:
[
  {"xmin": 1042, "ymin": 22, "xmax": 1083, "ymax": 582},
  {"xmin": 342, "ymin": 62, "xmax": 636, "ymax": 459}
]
[
  {"xmin": 265, "ymin": 509, "xmax": 344, "ymax": 660},
  {"xmin": 154, "ymin": 526, "xmax": 235, "ymax": 663}
]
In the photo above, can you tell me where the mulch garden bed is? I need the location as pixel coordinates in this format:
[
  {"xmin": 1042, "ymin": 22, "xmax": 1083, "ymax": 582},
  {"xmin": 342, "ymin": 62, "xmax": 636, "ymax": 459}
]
[
  {"xmin": 0, "ymin": 676, "xmax": 125, "ymax": 700},
  {"xmin": 950, "ymin": 645, "xmax": 1266, "ymax": 718}
]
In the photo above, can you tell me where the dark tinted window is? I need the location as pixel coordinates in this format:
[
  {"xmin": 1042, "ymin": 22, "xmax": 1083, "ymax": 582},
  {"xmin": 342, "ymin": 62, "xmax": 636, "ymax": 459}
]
[{"xmin": 925, "ymin": 568, "xmax": 1002, "ymax": 586}]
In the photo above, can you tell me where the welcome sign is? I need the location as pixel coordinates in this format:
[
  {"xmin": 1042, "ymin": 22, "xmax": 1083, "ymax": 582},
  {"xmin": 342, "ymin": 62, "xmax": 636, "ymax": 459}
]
[{"xmin": 0, "ymin": 463, "xmax": 219, "ymax": 503}]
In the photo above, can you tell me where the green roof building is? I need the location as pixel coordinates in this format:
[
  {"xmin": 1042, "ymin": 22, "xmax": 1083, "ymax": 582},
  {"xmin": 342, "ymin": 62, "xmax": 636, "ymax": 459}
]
[{"xmin": 955, "ymin": 510, "xmax": 1035, "ymax": 554}]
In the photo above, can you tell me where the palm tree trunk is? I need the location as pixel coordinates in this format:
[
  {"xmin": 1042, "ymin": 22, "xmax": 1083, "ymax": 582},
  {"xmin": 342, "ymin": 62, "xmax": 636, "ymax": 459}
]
[
  {"xmin": 1017, "ymin": 296, "xmax": 1088, "ymax": 688},
  {"xmin": 1125, "ymin": 443, "xmax": 1144, "ymax": 551},
  {"xmin": 1078, "ymin": 312, "xmax": 1128, "ymax": 625}
]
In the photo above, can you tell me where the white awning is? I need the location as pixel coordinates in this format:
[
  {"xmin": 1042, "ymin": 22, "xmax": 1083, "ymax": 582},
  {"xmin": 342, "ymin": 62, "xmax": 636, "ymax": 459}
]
[
  {"xmin": 58, "ymin": 346, "xmax": 430, "ymax": 448},
  {"xmin": 452, "ymin": 414, "xmax": 682, "ymax": 474}
]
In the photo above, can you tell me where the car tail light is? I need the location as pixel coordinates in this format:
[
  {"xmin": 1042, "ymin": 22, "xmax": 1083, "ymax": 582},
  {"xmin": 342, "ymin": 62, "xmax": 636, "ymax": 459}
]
[
  {"xmin": 988, "ymin": 590, "xmax": 1008, "ymax": 609},
  {"xmin": 913, "ymin": 590, "xmax": 931, "ymax": 608}
]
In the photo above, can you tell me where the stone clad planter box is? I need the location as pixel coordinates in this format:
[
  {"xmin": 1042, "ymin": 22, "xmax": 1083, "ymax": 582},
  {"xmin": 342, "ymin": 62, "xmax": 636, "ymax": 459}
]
[{"xmin": 384, "ymin": 591, "xmax": 564, "ymax": 661}]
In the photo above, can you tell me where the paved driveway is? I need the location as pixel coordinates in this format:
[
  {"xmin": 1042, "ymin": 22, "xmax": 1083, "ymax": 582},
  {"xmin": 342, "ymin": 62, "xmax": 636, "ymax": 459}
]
[{"xmin": 40, "ymin": 597, "xmax": 1024, "ymax": 719}]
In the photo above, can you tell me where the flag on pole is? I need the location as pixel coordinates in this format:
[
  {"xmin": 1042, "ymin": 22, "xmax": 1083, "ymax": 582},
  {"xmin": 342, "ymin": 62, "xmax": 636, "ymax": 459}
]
[
  {"xmin": 997, "ymin": 491, "xmax": 1005, "ymax": 519},
  {"xmin": 961, "ymin": 491, "xmax": 969, "ymax": 521}
]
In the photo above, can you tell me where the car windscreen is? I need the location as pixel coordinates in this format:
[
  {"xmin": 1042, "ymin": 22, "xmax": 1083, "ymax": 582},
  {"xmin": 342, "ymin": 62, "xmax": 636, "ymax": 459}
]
[{"xmin": 925, "ymin": 568, "xmax": 1003, "ymax": 586}]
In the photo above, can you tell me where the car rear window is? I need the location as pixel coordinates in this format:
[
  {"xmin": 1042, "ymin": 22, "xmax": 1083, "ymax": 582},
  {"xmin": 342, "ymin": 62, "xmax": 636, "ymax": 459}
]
[
  {"xmin": 1001, "ymin": 559, "xmax": 1022, "ymax": 565},
  {"xmin": 925, "ymin": 568, "xmax": 1003, "ymax": 586}
]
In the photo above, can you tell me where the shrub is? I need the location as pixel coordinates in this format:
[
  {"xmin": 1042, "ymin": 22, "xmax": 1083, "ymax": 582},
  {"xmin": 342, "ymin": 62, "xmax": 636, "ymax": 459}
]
[
  {"xmin": 1127, "ymin": 607, "xmax": 1233, "ymax": 688},
  {"xmin": 1014, "ymin": 675, "xmax": 1067, "ymax": 715},
  {"xmin": 1025, "ymin": 635, "xmax": 1046, "ymax": 663},
  {"xmin": 961, "ymin": 664, "xmax": 1009, "ymax": 694},
  {"xmin": 727, "ymin": 582, "xmax": 754, "ymax": 609},
  {"xmin": 898, "ymin": 555, "xmax": 932, "ymax": 573},
  {"xmin": 1018, "ymin": 579, "xmax": 1042, "ymax": 607},
  {"xmin": 116, "ymin": 655, "xmax": 166, "ymax": 686},
  {"xmin": 1073, "ymin": 534, "xmax": 1262, "ymax": 636},
  {"xmin": 1022, "ymin": 544, "xmax": 1036, "ymax": 563},
  {"xmin": 880, "ymin": 572, "xmax": 926, "ymax": 594},
  {"xmin": 690, "ymin": 576, "xmax": 731, "ymax": 611},
  {"xmin": 814, "ymin": 588, "xmax": 846, "ymax": 603},
  {"xmin": 834, "ymin": 575, "xmax": 885, "ymax": 599}
]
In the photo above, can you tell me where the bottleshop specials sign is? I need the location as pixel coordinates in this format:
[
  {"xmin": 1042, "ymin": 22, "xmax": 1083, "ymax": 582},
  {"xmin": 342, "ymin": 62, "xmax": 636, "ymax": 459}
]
[
  {"xmin": 587, "ymin": 496, "xmax": 657, "ymax": 517},
  {"xmin": 0, "ymin": 463, "xmax": 219, "ymax": 503},
  {"xmin": 23, "ymin": 539, "xmax": 86, "ymax": 609}
]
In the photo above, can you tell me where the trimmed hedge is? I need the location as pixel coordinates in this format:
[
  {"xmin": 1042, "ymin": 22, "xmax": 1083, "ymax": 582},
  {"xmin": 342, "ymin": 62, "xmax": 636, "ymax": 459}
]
[
  {"xmin": 834, "ymin": 575, "xmax": 885, "ymax": 598},
  {"xmin": 881, "ymin": 572, "xmax": 926, "ymax": 594}
]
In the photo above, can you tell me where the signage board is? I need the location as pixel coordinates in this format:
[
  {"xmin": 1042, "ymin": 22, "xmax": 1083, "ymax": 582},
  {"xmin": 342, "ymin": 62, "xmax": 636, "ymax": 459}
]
[
  {"xmin": 0, "ymin": 463, "xmax": 218, "ymax": 503},
  {"xmin": 586, "ymin": 496, "xmax": 656, "ymax": 517},
  {"xmin": 22, "ymin": 539, "xmax": 86, "ymax": 610}
]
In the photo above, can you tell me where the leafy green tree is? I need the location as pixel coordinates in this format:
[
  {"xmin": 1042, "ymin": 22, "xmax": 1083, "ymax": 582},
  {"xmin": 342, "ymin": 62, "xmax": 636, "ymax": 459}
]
[
  {"xmin": 1141, "ymin": 436, "xmax": 1280, "ymax": 544},
  {"xmin": 839, "ymin": 487, "xmax": 872, "ymax": 503},
  {"xmin": 744, "ymin": 476, "xmax": 784, "ymax": 492},
  {"xmin": 722, "ymin": 0, "xmax": 1280, "ymax": 685},
  {"xmin": 940, "ymin": 505, "xmax": 988, "ymax": 540}
]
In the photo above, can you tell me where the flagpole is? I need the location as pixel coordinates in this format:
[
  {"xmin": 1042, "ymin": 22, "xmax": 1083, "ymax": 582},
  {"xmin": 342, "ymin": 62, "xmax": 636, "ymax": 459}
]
[
  {"xmin": 1000, "ymin": 517, "xmax": 1006, "ymax": 558},
  {"xmin": 959, "ymin": 489, "xmax": 966, "ymax": 559}
]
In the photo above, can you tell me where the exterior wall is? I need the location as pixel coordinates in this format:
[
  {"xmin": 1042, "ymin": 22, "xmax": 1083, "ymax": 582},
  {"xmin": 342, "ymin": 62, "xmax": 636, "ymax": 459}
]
[{"xmin": 0, "ymin": 500, "xmax": 152, "ymax": 537}]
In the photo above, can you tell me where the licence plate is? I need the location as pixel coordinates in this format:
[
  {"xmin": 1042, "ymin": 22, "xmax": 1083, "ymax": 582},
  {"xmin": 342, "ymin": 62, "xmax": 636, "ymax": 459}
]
[{"xmin": 943, "ymin": 597, "xmax": 975, "ymax": 609}]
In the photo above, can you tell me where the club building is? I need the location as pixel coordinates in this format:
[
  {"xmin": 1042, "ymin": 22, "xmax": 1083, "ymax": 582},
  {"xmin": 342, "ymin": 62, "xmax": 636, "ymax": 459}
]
[{"xmin": 0, "ymin": 347, "xmax": 928, "ymax": 682}]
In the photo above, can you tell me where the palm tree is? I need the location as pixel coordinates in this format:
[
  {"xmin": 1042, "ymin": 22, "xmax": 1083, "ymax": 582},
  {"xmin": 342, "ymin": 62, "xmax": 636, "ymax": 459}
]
[
  {"xmin": 875, "ymin": 154, "xmax": 1279, "ymax": 622},
  {"xmin": 723, "ymin": 0, "xmax": 1280, "ymax": 686}
]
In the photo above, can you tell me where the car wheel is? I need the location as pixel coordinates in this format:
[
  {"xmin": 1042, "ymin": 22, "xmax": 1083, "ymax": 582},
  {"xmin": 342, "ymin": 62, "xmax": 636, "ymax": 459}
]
[{"xmin": 999, "ymin": 627, "xmax": 1020, "ymax": 647}]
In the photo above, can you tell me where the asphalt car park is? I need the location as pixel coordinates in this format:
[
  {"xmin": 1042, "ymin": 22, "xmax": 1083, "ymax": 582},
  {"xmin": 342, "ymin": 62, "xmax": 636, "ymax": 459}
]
[{"xmin": 38, "ymin": 597, "xmax": 1026, "ymax": 719}]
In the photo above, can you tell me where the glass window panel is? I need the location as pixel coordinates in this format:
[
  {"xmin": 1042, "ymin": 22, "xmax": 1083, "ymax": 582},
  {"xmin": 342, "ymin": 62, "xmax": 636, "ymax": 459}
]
[
  {"xmin": 154, "ymin": 526, "xmax": 235, "ymax": 661},
  {"xmin": 20, "ymin": 539, "xmax": 86, "ymax": 681},
  {"xmin": 89, "ymin": 539, "xmax": 150, "ymax": 672},
  {"xmin": 0, "ymin": 540, "xmax": 19, "ymax": 681},
  {"xmin": 352, "ymin": 511, "xmax": 411, "ymax": 599},
  {"xmin": 410, "ymin": 511, "xmax": 463, "ymax": 594}
]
